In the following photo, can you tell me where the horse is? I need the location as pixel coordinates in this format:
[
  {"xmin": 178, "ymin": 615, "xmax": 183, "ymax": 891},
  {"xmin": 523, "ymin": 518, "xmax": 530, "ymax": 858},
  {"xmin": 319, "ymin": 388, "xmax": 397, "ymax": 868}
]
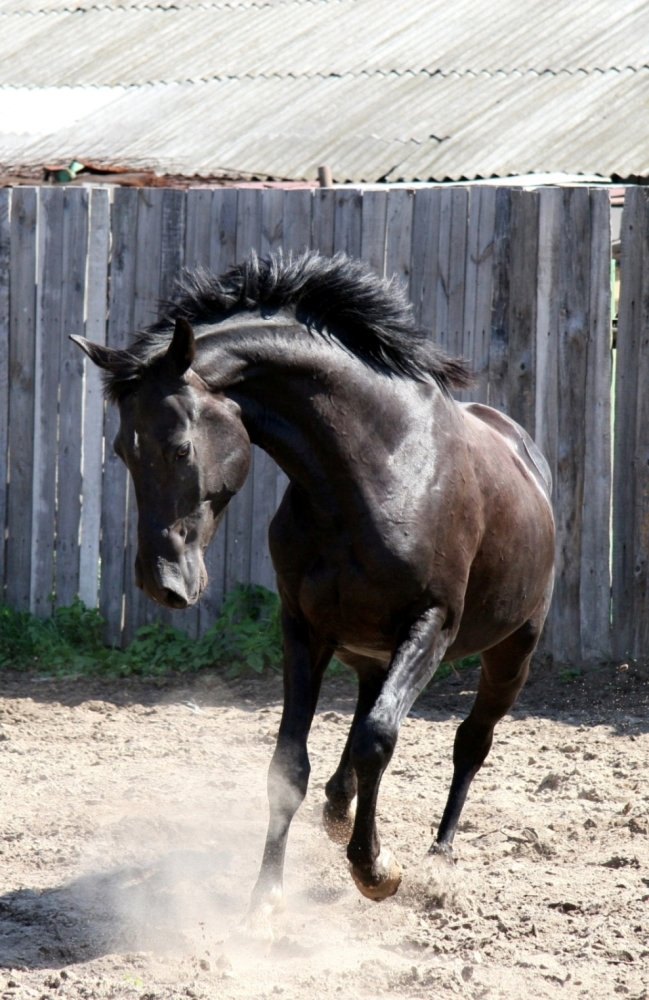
[{"xmin": 72, "ymin": 250, "xmax": 555, "ymax": 912}]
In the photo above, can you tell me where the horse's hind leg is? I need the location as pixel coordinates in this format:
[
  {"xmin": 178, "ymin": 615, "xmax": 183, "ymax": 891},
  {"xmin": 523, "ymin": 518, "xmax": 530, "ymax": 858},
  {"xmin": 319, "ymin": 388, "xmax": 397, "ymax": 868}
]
[
  {"xmin": 433, "ymin": 618, "xmax": 542, "ymax": 857},
  {"xmin": 249, "ymin": 610, "xmax": 332, "ymax": 916}
]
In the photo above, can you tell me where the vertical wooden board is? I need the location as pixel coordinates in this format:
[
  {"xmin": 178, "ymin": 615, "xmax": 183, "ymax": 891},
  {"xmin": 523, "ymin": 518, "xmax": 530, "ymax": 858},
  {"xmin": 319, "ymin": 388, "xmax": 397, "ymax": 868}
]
[
  {"xmin": 579, "ymin": 188, "xmax": 612, "ymax": 661},
  {"xmin": 30, "ymin": 188, "xmax": 64, "ymax": 616},
  {"xmin": 409, "ymin": 187, "xmax": 442, "ymax": 333},
  {"xmin": 360, "ymin": 189, "xmax": 388, "ymax": 275},
  {"xmin": 6, "ymin": 188, "xmax": 38, "ymax": 611},
  {"xmin": 553, "ymin": 187, "xmax": 591, "ymax": 663},
  {"xmin": 159, "ymin": 187, "xmax": 186, "ymax": 303},
  {"xmin": 333, "ymin": 188, "xmax": 362, "ymax": 257},
  {"xmin": 55, "ymin": 188, "xmax": 89, "ymax": 607},
  {"xmin": 260, "ymin": 188, "xmax": 285, "ymax": 256},
  {"xmin": 311, "ymin": 189, "xmax": 336, "ymax": 256},
  {"xmin": 610, "ymin": 192, "xmax": 638, "ymax": 652},
  {"xmin": 444, "ymin": 187, "xmax": 469, "ymax": 362},
  {"xmin": 384, "ymin": 189, "xmax": 415, "ymax": 290},
  {"xmin": 505, "ymin": 189, "xmax": 539, "ymax": 434},
  {"xmin": 612, "ymin": 187, "xmax": 649, "ymax": 659},
  {"xmin": 79, "ymin": 187, "xmax": 110, "ymax": 609},
  {"xmin": 282, "ymin": 190, "xmax": 313, "ymax": 256},
  {"xmin": 0, "ymin": 189, "xmax": 10, "ymax": 595},
  {"xmin": 209, "ymin": 187, "xmax": 239, "ymax": 272},
  {"xmin": 487, "ymin": 187, "xmax": 512, "ymax": 413},
  {"xmin": 466, "ymin": 186, "xmax": 496, "ymax": 403},
  {"xmin": 534, "ymin": 188, "xmax": 561, "ymax": 656},
  {"xmin": 100, "ymin": 187, "xmax": 138, "ymax": 643},
  {"xmin": 534, "ymin": 188, "xmax": 561, "ymax": 466},
  {"xmin": 627, "ymin": 193, "xmax": 649, "ymax": 658},
  {"xmin": 184, "ymin": 188, "xmax": 214, "ymax": 269},
  {"xmin": 462, "ymin": 186, "xmax": 481, "ymax": 386},
  {"xmin": 433, "ymin": 188, "xmax": 454, "ymax": 354},
  {"xmin": 235, "ymin": 186, "xmax": 263, "ymax": 261}
]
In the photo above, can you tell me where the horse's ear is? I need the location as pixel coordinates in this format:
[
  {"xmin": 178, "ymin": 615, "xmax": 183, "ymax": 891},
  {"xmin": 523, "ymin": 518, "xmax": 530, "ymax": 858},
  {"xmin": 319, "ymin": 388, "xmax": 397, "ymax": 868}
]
[
  {"xmin": 166, "ymin": 317, "xmax": 196, "ymax": 376},
  {"xmin": 70, "ymin": 335, "xmax": 122, "ymax": 372}
]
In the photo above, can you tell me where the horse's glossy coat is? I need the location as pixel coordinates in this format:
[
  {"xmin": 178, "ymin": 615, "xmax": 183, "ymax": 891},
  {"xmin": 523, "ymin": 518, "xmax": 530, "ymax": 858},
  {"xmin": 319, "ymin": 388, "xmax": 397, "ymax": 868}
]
[{"xmin": 74, "ymin": 252, "xmax": 555, "ymax": 907}]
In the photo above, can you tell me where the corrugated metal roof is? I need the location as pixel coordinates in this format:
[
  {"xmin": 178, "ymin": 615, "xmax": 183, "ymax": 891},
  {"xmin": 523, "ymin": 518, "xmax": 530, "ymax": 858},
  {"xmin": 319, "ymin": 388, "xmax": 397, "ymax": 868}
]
[{"xmin": 1, "ymin": 0, "xmax": 648, "ymax": 182}]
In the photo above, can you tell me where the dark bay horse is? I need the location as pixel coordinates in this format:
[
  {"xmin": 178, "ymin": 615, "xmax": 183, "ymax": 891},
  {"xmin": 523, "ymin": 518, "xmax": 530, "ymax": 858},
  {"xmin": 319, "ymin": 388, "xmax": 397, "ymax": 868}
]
[{"xmin": 73, "ymin": 251, "xmax": 555, "ymax": 910}]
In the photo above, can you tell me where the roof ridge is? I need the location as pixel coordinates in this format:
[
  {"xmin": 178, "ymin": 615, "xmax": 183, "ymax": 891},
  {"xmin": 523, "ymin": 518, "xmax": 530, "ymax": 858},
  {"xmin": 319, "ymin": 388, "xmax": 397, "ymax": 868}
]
[
  {"xmin": 3, "ymin": 0, "xmax": 333, "ymax": 12},
  {"xmin": 2, "ymin": 66, "xmax": 646, "ymax": 89}
]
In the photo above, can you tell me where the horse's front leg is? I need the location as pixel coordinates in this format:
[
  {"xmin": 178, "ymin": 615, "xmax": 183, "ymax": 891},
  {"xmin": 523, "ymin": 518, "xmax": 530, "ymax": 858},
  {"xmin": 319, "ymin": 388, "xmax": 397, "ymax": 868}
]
[
  {"xmin": 249, "ymin": 610, "xmax": 332, "ymax": 918},
  {"xmin": 322, "ymin": 657, "xmax": 386, "ymax": 845},
  {"xmin": 347, "ymin": 607, "xmax": 452, "ymax": 900}
]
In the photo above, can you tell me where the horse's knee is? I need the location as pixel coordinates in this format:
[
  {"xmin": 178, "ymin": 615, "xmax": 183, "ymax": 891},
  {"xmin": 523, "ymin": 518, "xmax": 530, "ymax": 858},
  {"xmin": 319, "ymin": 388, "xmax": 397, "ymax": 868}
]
[
  {"xmin": 350, "ymin": 717, "xmax": 397, "ymax": 780},
  {"xmin": 268, "ymin": 743, "xmax": 310, "ymax": 808}
]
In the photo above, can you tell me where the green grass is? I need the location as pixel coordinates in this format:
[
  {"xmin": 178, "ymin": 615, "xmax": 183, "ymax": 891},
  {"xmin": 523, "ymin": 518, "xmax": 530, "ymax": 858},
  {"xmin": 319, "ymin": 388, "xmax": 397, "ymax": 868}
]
[{"xmin": 0, "ymin": 586, "xmax": 480, "ymax": 683}]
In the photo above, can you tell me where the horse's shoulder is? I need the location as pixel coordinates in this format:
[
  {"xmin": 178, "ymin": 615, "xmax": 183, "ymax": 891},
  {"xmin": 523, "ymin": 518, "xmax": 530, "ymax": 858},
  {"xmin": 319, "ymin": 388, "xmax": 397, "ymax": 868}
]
[{"xmin": 460, "ymin": 402, "xmax": 552, "ymax": 496}]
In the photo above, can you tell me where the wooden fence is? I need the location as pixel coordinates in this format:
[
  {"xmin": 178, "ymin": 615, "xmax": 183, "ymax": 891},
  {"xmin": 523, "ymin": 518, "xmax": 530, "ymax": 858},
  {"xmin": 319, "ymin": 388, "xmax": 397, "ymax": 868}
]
[{"xmin": 0, "ymin": 183, "xmax": 647, "ymax": 664}]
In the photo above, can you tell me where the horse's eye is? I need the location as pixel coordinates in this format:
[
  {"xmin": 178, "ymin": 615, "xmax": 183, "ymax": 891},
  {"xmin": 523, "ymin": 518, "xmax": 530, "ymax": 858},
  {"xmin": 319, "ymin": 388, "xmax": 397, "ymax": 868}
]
[{"xmin": 176, "ymin": 442, "xmax": 191, "ymax": 461}]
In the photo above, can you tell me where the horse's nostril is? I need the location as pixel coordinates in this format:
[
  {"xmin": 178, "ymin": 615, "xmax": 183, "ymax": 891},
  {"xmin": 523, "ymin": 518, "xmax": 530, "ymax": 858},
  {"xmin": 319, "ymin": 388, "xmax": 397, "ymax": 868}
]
[{"xmin": 163, "ymin": 588, "xmax": 188, "ymax": 610}]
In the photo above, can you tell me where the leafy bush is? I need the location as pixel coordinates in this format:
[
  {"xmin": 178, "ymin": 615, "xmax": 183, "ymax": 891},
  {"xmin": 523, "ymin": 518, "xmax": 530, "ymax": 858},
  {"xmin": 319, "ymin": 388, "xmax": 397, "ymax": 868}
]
[{"xmin": 0, "ymin": 587, "xmax": 284, "ymax": 679}]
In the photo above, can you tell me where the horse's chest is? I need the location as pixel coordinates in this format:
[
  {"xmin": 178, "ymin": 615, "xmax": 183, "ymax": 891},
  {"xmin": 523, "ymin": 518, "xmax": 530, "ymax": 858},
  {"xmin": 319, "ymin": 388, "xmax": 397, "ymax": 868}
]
[{"xmin": 295, "ymin": 550, "xmax": 418, "ymax": 651}]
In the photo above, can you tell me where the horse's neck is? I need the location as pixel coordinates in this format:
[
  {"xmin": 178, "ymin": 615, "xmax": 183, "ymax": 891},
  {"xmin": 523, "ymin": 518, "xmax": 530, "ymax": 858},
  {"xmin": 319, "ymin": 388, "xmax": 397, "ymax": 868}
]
[{"xmin": 196, "ymin": 323, "xmax": 449, "ymax": 514}]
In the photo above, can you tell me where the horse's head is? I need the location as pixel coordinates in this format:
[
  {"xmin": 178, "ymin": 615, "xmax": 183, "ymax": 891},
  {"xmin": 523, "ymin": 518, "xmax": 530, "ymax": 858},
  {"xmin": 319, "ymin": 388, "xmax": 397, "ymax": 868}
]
[{"xmin": 73, "ymin": 319, "xmax": 251, "ymax": 609}]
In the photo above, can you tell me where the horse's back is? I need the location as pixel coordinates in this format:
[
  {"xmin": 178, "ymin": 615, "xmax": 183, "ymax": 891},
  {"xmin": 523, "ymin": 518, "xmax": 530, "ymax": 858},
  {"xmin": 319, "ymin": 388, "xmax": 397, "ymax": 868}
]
[{"xmin": 460, "ymin": 402, "xmax": 552, "ymax": 500}]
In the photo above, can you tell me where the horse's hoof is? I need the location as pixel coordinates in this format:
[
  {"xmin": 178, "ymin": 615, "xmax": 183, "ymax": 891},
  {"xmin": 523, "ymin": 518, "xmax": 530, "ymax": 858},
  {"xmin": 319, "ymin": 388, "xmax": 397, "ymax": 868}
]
[
  {"xmin": 421, "ymin": 845, "xmax": 468, "ymax": 913},
  {"xmin": 349, "ymin": 847, "xmax": 402, "ymax": 901},
  {"xmin": 238, "ymin": 906, "xmax": 274, "ymax": 948},
  {"xmin": 428, "ymin": 841, "xmax": 455, "ymax": 867},
  {"xmin": 322, "ymin": 797, "xmax": 356, "ymax": 845},
  {"xmin": 240, "ymin": 882, "xmax": 283, "ymax": 945}
]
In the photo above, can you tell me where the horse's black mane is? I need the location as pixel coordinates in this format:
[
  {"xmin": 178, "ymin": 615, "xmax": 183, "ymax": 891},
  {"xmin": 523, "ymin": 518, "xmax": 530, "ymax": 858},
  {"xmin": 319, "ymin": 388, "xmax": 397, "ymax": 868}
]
[{"xmin": 104, "ymin": 251, "xmax": 472, "ymax": 400}]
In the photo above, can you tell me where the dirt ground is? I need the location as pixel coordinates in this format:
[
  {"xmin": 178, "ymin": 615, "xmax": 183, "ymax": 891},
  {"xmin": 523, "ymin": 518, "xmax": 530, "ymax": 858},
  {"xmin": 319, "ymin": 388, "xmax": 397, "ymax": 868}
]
[{"xmin": 0, "ymin": 659, "xmax": 647, "ymax": 1000}]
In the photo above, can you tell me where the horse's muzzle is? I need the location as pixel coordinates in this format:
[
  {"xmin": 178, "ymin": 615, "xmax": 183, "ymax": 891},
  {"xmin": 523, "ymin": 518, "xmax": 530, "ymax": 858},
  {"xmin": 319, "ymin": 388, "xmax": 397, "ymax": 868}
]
[{"xmin": 135, "ymin": 552, "xmax": 206, "ymax": 610}]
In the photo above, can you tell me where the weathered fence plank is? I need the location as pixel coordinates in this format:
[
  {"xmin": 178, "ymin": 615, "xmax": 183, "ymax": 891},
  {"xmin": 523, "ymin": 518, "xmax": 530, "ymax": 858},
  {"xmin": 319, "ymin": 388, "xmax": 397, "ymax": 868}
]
[
  {"xmin": 488, "ymin": 187, "xmax": 512, "ymax": 414},
  {"xmin": 384, "ymin": 188, "xmax": 415, "ymax": 291},
  {"xmin": 79, "ymin": 187, "xmax": 110, "ymax": 609},
  {"xmin": 580, "ymin": 189, "xmax": 612, "ymax": 661},
  {"xmin": 282, "ymin": 189, "xmax": 313, "ymax": 257},
  {"xmin": 534, "ymin": 188, "xmax": 561, "ymax": 657},
  {"xmin": 612, "ymin": 186, "xmax": 649, "ymax": 659},
  {"xmin": 0, "ymin": 188, "xmax": 10, "ymax": 597},
  {"xmin": 360, "ymin": 189, "xmax": 388, "ymax": 276},
  {"xmin": 30, "ymin": 187, "xmax": 63, "ymax": 617},
  {"xmin": 409, "ymin": 187, "xmax": 442, "ymax": 333},
  {"xmin": 6, "ymin": 188, "xmax": 38, "ymax": 611},
  {"xmin": 445, "ymin": 187, "xmax": 469, "ymax": 361},
  {"xmin": 55, "ymin": 188, "xmax": 89, "ymax": 607},
  {"xmin": 466, "ymin": 185, "xmax": 496, "ymax": 403},
  {"xmin": 554, "ymin": 187, "xmax": 592, "ymax": 663},
  {"xmin": 311, "ymin": 188, "xmax": 336, "ymax": 256}
]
